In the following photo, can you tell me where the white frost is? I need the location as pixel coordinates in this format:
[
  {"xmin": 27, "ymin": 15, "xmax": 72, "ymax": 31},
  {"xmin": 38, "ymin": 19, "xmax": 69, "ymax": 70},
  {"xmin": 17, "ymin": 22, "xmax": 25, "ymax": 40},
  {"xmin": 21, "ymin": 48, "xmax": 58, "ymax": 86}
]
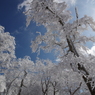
[{"xmin": 0, "ymin": 76, "xmax": 6, "ymax": 92}]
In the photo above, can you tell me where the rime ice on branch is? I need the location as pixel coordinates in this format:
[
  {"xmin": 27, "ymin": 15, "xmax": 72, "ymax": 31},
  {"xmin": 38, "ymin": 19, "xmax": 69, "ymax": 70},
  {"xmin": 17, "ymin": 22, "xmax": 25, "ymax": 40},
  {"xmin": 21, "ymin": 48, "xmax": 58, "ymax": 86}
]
[{"xmin": 18, "ymin": 0, "xmax": 95, "ymax": 95}]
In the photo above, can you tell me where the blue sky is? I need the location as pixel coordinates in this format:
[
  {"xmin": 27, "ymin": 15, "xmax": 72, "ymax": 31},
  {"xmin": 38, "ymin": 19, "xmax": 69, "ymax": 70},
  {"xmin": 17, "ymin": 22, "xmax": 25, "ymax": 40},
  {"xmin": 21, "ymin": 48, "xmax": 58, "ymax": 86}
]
[
  {"xmin": 0, "ymin": 0, "xmax": 57, "ymax": 62},
  {"xmin": 0, "ymin": 0, "xmax": 95, "ymax": 62}
]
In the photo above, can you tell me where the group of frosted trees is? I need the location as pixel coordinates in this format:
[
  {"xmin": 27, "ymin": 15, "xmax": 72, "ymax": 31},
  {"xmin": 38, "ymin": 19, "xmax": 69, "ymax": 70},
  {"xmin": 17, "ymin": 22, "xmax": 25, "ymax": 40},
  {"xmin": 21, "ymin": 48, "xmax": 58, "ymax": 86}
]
[{"xmin": 1, "ymin": 0, "xmax": 95, "ymax": 95}]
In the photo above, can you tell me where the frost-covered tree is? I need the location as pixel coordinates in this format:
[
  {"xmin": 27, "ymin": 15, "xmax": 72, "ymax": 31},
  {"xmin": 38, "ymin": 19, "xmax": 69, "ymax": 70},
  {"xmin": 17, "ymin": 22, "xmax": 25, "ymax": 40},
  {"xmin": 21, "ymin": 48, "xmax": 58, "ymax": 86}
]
[
  {"xmin": 0, "ymin": 26, "xmax": 16, "ymax": 69},
  {"xmin": 1, "ymin": 0, "xmax": 95, "ymax": 95},
  {"xmin": 19, "ymin": 0, "xmax": 95, "ymax": 95},
  {"xmin": 4, "ymin": 56, "xmax": 36, "ymax": 95},
  {"xmin": 0, "ymin": 75, "xmax": 6, "ymax": 92},
  {"xmin": 0, "ymin": 26, "xmax": 33, "ymax": 95},
  {"xmin": 0, "ymin": 25, "xmax": 18, "ymax": 95},
  {"xmin": 0, "ymin": 25, "xmax": 16, "ymax": 95}
]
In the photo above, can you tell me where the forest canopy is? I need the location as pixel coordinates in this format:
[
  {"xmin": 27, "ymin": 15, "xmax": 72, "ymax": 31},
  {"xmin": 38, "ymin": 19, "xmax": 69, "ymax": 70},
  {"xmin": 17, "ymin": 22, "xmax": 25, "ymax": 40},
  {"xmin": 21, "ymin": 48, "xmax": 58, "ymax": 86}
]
[{"xmin": 1, "ymin": 0, "xmax": 95, "ymax": 95}]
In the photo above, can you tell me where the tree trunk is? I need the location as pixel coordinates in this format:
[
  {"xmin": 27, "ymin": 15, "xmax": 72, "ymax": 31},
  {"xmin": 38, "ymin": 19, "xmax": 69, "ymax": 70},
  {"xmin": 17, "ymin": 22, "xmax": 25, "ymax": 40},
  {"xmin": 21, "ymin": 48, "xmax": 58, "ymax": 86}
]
[
  {"xmin": 17, "ymin": 71, "xmax": 27, "ymax": 95},
  {"xmin": 66, "ymin": 36, "xmax": 95, "ymax": 95},
  {"xmin": 44, "ymin": 4, "xmax": 95, "ymax": 95}
]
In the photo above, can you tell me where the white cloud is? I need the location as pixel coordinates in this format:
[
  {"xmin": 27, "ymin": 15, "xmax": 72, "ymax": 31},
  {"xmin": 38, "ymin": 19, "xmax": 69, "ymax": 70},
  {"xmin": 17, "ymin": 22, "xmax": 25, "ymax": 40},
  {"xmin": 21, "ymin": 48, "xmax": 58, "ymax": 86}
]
[
  {"xmin": 56, "ymin": 58, "xmax": 61, "ymax": 62},
  {"xmin": 53, "ymin": 0, "xmax": 77, "ymax": 5},
  {"xmin": 18, "ymin": 0, "xmax": 33, "ymax": 11},
  {"xmin": 87, "ymin": 46, "xmax": 95, "ymax": 56},
  {"xmin": 86, "ymin": 0, "xmax": 95, "ymax": 4},
  {"xmin": 80, "ymin": 47, "xmax": 88, "ymax": 56},
  {"xmin": 12, "ymin": 30, "xmax": 20, "ymax": 35},
  {"xmin": 80, "ymin": 46, "xmax": 95, "ymax": 56}
]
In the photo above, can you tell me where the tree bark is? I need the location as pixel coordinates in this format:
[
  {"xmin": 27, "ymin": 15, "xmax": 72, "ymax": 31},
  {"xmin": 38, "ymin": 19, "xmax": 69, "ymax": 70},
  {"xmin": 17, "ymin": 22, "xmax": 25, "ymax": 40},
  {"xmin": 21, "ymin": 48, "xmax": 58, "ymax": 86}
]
[
  {"xmin": 66, "ymin": 36, "xmax": 95, "ymax": 95},
  {"xmin": 17, "ymin": 71, "xmax": 27, "ymax": 95},
  {"xmin": 44, "ymin": 4, "xmax": 95, "ymax": 95}
]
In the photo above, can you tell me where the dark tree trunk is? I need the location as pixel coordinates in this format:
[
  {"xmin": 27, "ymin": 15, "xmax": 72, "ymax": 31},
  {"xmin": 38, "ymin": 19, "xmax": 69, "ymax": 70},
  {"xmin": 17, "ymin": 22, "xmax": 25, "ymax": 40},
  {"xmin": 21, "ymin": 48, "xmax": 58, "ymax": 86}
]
[
  {"xmin": 44, "ymin": 4, "xmax": 95, "ymax": 95},
  {"xmin": 17, "ymin": 71, "xmax": 27, "ymax": 95},
  {"xmin": 66, "ymin": 37, "xmax": 95, "ymax": 95}
]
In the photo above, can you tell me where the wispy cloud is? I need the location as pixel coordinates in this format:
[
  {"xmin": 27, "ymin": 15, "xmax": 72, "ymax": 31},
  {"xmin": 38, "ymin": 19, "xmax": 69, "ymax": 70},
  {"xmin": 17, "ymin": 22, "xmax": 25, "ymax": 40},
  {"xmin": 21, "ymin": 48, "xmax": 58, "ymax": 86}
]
[
  {"xmin": 86, "ymin": 0, "xmax": 95, "ymax": 4},
  {"xmin": 14, "ymin": 30, "xmax": 20, "ymax": 34},
  {"xmin": 18, "ymin": 0, "xmax": 33, "ymax": 11},
  {"xmin": 54, "ymin": 0, "xmax": 77, "ymax": 5},
  {"xmin": 75, "ymin": 0, "xmax": 95, "ymax": 20},
  {"xmin": 11, "ymin": 30, "xmax": 20, "ymax": 36}
]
